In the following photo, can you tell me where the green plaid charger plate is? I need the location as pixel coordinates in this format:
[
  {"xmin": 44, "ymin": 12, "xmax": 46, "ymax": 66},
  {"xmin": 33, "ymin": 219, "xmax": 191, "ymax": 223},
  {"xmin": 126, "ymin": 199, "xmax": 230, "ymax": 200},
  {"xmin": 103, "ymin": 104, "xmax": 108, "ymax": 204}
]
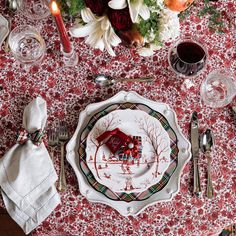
[{"xmin": 78, "ymin": 103, "xmax": 179, "ymax": 202}]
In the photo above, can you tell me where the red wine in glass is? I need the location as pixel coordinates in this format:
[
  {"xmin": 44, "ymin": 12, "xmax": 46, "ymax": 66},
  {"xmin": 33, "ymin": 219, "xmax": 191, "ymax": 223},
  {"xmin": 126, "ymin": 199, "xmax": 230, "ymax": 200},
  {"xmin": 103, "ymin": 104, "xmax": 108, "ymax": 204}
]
[{"xmin": 168, "ymin": 39, "xmax": 207, "ymax": 77}]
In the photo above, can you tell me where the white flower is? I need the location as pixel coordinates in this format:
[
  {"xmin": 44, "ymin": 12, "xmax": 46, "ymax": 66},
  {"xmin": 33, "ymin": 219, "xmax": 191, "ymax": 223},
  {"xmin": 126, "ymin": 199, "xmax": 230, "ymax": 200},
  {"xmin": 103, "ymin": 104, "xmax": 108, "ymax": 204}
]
[
  {"xmin": 138, "ymin": 7, "xmax": 180, "ymax": 57},
  {"xmin": 69, "ymin": 8, "xmax": 121, "ymax": 56},
  {"xmin": 156, "ymin": 0, "xmax": 165, "ymax": 8},
  {"xmin": 147, "ymin": 0, "xmax": 165, "ymax": 14},
  {"xmin": 108, "ymin": 0, "xmax": 150, "ymax": 23},
  {"xmin": 138, "ymin": 44, "xmax": 162, "ymax": 56},
  {"xmin": 158, "ymin": 9, "xmax": 180, "ymax": 42}
]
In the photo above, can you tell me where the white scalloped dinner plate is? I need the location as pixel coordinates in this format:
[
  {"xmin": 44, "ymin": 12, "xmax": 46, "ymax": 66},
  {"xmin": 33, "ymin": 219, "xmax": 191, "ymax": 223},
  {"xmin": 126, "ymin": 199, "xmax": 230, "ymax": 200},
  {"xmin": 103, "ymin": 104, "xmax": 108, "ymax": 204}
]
[{"xmin": 66, "ymin": 91, "xmax": 191, "ymax": 216}]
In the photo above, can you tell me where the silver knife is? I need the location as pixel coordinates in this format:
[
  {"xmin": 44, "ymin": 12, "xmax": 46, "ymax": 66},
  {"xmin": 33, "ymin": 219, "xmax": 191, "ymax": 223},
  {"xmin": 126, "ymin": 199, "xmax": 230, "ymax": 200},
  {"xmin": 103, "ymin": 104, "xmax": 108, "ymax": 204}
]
[{"xmin": 190, "ymin": 111, "xmax": 201, "ymax": 196}]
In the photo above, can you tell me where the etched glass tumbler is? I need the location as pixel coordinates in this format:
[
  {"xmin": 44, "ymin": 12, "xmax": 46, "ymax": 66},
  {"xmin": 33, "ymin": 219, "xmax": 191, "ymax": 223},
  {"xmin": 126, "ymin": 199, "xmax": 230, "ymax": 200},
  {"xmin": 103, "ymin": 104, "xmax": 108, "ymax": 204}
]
[
  {"xmin": 9, "ymin": 25, "xmax": 46, "ymax": 70},
  {"xmin": 16, "ymin": 0, "xmax": 50, "ymax": 20},
  {"xmin": 200, "ymin": 69, "xmax": 236, "ymax": 108}
]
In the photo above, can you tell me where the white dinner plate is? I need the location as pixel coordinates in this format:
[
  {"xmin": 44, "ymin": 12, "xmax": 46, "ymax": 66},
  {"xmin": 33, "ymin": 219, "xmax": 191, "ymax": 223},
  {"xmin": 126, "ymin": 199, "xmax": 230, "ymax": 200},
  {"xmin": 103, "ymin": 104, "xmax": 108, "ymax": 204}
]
[{"xmin": 66, "ymin": 91, "xmax": 191, "ymax": 216}]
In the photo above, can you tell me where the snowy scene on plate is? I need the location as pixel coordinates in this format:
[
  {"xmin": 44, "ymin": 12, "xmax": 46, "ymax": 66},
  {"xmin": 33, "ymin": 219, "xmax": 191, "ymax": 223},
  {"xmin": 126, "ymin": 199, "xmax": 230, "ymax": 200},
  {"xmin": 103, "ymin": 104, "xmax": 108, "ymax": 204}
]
[{"xmin": 86, "ymin": 109, "xmax": 171, "ymax": 193}]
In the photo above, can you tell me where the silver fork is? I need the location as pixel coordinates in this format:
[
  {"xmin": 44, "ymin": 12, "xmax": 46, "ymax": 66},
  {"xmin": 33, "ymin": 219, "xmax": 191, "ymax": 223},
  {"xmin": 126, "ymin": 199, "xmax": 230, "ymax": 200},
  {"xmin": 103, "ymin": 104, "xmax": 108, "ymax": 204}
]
[
  {"xmin": 58, "ymin": 122, "xmax": 69, "ymax": 192},
  {"xmin": 48, "ymin": 128, "xmax": 58, "ymax": 163}
]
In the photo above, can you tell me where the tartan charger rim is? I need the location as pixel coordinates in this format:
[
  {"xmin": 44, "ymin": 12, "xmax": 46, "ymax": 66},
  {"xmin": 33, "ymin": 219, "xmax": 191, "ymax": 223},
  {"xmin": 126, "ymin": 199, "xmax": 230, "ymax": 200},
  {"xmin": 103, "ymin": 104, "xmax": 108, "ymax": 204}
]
[{"xmin": 77, "ymin": 102, "xmax": 179, "ymax": 202}]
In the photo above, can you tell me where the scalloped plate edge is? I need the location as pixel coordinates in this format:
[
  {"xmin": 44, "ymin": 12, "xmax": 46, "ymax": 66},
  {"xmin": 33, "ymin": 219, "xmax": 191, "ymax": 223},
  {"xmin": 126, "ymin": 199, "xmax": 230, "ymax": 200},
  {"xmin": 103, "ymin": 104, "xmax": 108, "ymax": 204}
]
[
  {"xmin": 66, "ymin": 91, "xmax": 191, "ymax": 216},
  {"xmin": 0, "ymin": 14, "xmax": 9, "ymax": 49}
]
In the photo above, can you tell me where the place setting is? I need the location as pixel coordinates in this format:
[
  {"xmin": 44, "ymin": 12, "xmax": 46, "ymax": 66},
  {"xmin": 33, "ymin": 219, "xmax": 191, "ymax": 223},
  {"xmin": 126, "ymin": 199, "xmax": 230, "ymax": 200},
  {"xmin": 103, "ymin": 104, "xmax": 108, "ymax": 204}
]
[
  {"xmin": 66, "ymin": 91, "xmax": 192, "ymax": 216},
  {"xmin": 0, "ymin": 0, "xmax": 235, "ymax": 235}
]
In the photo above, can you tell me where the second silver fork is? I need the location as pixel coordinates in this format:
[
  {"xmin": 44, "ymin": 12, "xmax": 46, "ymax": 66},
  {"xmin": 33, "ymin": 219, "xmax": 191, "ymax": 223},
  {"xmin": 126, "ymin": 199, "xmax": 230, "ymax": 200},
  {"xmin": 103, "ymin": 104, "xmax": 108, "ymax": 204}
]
[
  {"xmin": 48, "ymin": 128, "xmax": 59, "ymax": 163},
  {"xmin": 58, "ymin": 122, "xmax": 69, "ymax": 192}
]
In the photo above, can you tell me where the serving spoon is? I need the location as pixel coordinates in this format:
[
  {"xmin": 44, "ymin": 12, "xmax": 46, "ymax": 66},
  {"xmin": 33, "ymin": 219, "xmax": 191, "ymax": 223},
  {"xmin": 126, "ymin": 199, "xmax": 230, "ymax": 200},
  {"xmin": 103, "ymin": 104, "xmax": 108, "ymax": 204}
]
[
  {"xmin": 200, "ymin": 129, "xmax": 214, "ymax": 199},
  {"xmin": 95, "ymin": 74, "xmax": 154, "ymax": 87}
]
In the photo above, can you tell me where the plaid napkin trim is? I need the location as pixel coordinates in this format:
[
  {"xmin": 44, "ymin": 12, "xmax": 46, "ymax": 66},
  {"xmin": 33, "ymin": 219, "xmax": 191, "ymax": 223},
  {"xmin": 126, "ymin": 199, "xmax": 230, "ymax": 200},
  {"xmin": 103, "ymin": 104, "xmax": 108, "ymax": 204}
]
[
  {"xmin": 78, "ymin": 103, "xmax": 179, "ymax": 202},
  {"xmin": 16, "ymin": 129, "xmax": 45, "ymax": 146}
]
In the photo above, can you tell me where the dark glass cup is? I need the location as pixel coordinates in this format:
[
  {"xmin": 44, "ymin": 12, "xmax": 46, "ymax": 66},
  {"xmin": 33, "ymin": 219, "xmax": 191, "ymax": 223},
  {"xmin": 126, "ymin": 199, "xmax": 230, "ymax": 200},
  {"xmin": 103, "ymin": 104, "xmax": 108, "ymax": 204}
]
[{"xmin": 168, "ymin": 37, "xmax": 208, "ymax": 77}]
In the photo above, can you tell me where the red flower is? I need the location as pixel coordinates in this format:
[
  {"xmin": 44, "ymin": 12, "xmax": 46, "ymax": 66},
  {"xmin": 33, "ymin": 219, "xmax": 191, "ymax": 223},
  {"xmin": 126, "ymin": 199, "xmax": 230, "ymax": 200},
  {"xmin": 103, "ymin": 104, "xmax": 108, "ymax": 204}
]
[
  {"xmin": 85, "ymin": 0, "xmax": 109, "ymax": 16},
  {"xmin": 108, "ymin": 8, "xmax": 133, "ymax": 31},
  {"xmin": 122, "ymin": 137, "xmax": 142, "ymax": 159}
]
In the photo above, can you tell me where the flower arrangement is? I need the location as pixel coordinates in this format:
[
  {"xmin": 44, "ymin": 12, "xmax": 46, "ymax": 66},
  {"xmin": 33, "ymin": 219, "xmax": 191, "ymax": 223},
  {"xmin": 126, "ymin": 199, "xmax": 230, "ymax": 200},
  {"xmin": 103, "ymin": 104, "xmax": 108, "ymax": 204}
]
[{"xmin": 60, "ymin": 0, "xmax": 193, "ymax": 56}]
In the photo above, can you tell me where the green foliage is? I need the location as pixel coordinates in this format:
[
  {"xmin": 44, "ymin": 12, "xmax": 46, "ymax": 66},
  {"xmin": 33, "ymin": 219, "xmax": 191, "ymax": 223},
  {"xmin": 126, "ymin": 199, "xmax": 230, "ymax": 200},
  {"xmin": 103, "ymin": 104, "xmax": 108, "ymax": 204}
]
[
  {"xmin": 139, "ymin": 11, "xmax": 161, "ymax": 45},
  {"xmin": 179, "ymin": 0, "xmax": 225, "ymax": 33},
  {"xmin": 198, "ymin": 0, "xmax": 224, "ymax": 33},
  {"xmin": 59, "ymin": 0, "xmax": 85, "ymax": 16},
  {"xmin": 141, "ymin": 0, "xmax": 164, "ymax": 45},
  {"xmin": 143, "ymin": 0, "xmax": 158, "ymax": 7},
  {"xmin": 219, "ymin": 229, "xmax": 232, "ymax": 236}
]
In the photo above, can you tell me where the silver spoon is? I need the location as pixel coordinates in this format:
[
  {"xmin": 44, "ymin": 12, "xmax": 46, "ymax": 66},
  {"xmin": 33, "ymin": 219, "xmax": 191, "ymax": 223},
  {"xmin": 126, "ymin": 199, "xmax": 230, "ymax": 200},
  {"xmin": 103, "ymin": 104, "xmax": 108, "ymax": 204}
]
[
  {"xmin": 200, "ymin": 129, "xmax": 214, "ymax": 199},
  {"xmin": 5, "ymin": 0, "xmax": 18, "ymax": 11},
  {"xmin": 95, "ymin": 74, "xmax": 154, "ymax": 87}
]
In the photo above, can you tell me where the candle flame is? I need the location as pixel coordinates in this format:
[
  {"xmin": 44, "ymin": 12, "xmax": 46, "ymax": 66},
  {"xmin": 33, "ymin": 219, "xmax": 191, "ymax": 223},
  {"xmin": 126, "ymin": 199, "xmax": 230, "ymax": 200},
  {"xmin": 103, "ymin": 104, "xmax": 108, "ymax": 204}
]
[{"xmin": 51, "ymin": 1, "xmax": 60, "ymax": 14}]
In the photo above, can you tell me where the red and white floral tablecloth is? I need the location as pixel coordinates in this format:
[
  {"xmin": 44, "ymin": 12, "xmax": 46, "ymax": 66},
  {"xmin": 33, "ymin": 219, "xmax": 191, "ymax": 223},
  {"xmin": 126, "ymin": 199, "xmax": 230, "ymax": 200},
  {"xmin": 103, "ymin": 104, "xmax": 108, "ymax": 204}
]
[{"xmin": 0, "ymin": 0, "xmax": 236, "ymax": 235}]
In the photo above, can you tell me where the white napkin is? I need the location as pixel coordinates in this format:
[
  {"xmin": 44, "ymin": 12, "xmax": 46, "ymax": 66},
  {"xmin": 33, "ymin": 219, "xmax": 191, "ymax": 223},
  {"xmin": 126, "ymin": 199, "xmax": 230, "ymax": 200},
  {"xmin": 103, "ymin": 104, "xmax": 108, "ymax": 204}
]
[{"xmin": 0, "ymin": 97, "xmax": 60, "ymax": 234}]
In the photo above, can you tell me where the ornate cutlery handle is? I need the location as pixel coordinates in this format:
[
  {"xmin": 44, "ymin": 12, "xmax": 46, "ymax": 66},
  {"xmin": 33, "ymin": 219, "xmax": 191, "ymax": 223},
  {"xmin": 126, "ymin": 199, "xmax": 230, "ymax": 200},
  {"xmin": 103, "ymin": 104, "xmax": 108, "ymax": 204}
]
[
  {"xmin": 193, "ymin": 158, "xmax": 201, "ymax": 196},
  {"xmin": 115, "ymin": 77, "xmax": 154, "ymax": 83},
  {"xmin": 206, "ymin": 151, "xmax": 214, "ymax": 198},
  {"xmin": 59, "ymin": 142, "xmax": 67, "ymax": 191},
  {"xmin": 50, "ymin": 150, "xmax": 54, "ymax": 163}
]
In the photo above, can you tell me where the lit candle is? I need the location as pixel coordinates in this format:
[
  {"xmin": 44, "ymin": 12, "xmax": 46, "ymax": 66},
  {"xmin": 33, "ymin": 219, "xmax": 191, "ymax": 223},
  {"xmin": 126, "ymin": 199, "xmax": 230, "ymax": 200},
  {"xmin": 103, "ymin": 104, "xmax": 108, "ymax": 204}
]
[{"xmin": 50, "ymin": 1, "xmax": 72, "ymax": 53}]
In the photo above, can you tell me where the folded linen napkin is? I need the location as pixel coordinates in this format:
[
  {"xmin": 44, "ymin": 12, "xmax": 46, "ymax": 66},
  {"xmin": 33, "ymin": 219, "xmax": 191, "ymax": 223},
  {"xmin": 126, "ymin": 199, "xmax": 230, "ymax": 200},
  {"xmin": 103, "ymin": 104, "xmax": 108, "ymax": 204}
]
[{"xmin": 0, "ymin": 97, "xmax": 60, "ymax": 234}]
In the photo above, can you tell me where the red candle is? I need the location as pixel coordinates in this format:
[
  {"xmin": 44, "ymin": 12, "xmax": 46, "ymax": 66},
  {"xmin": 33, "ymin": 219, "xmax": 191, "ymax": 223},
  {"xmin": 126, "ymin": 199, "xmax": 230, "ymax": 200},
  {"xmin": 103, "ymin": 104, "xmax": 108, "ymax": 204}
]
[{"xmin": 50, "ymin": 1, "xmax": 72, "ymax": 53}]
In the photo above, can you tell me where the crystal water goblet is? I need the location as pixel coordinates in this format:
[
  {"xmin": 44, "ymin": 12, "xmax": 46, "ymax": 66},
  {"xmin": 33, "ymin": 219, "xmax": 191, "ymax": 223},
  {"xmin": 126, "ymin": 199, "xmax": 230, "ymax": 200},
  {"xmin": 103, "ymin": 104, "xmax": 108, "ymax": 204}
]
[{"xmin": 8, "ymin": 25, "xmax": 46, "ymax": 71}]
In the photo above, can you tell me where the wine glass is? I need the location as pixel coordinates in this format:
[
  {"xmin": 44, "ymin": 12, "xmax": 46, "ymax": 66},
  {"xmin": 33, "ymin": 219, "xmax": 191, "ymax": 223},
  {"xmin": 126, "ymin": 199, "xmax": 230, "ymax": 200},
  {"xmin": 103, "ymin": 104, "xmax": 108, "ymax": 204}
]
[
  {"xmin": 8, "ymin": 25, "xmax": 46, "ymax": 71},
  {"xmin": 200, "ymin": 69, "xmax": 236, "ymax": 108},
  {"xmin": 168, "ymin": 37, "xmax": 208, "ymax": 78},
  {"xmin": 16, "ymin": 0, "xmax": 50, "ymax": 20}
]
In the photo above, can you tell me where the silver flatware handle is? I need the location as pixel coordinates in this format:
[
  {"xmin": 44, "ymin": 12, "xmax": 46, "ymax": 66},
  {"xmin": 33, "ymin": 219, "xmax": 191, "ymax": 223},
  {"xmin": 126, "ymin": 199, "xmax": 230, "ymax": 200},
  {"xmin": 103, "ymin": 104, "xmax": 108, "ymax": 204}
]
[
  {"xmin": 50, "ymin": 150, "xmax": 54, "ymax": 163},
  {"xmin": 58, "ymin": 143, "xmax": 67, "ymax": 191},
  {"xmin": 114, "ymin": 77, "xmax": 154, "ymax": 83},
  {"xmin": 206, "ymin": 151, "xmax": 214, "ymax": 199},
  {"xmin": 193, "ymin": 158, "xmax": 201, "ymax": 196}
]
